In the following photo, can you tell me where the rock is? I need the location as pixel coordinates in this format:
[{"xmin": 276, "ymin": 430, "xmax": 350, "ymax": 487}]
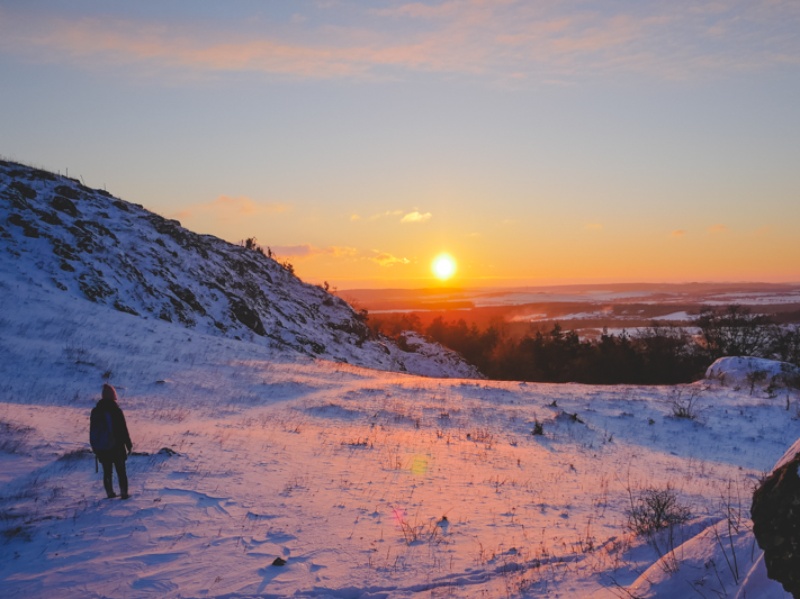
[{"xmin": 751, "ymin": 450, "xmax": 800, "ymax": 598}]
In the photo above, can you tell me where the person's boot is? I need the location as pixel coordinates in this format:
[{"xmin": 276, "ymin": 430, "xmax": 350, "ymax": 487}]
[{"xmin": 104, "ymin": 479, "xmax": 116, "ymax": 499}]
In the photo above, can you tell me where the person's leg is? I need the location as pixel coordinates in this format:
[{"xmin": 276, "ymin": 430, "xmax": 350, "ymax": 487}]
[
  {"xmin": 101, "ymin": 460, "xmax": 116, "ymax": 498},
  {"xmin": 115, "ymin": 458, "xmax": 129, "ymax": 499}
]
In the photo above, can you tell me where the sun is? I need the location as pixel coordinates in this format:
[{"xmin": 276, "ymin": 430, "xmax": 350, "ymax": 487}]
[{"xmin": 431, "ymin": 253, "xmax": 457, "ymax": 281}]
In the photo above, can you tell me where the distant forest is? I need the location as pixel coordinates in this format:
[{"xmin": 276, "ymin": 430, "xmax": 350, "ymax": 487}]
[{"xmin": 367, "ymin": 305, "xmax": 800, "ymax": 385}]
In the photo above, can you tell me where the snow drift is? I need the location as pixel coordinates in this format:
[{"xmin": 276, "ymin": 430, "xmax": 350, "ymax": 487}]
[{"xmin": 706, "ymin": 356, "xmax": 800, "ymax": 392}]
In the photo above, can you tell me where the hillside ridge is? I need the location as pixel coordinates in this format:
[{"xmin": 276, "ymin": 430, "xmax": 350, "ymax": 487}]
[{"xmin": 0, "ymin": 159, "xmax": 479, "ymax": 378}]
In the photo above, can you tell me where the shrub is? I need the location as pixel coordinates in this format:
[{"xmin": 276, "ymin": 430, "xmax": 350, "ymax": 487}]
[
  {"xmin": 667, "ymin": 388, "xmax": 702, "ymax": 420},
  {"xmin": 627, "ymin": 485, "xmax": 692, "ymax": 536}
]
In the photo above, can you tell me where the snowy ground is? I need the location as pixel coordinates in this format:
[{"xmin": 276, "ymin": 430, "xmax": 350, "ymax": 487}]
[{"xmin": 1, "ymin": 279, "xmax": 799, "ymax": 598}]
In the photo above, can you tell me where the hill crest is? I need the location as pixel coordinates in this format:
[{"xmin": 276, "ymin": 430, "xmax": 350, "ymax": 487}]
[{"xmin": 0, "ymin": 159, "xmax": 479, "ymax": 378}]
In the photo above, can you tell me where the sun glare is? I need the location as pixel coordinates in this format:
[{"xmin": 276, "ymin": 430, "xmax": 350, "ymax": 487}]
[{"xmin": 432, "ymin": 253, "xmax": 457, "ymax": 281}]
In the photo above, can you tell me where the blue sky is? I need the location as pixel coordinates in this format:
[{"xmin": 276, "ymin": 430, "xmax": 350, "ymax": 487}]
[{"xmin": 2, "ymin": 1, "xmax": 799, "ymax": 287}]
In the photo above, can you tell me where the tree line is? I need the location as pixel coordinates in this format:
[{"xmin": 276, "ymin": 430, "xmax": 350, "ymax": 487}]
[{"xmin": 368, "ymin": 305, "xmax": 800, "ymax": 385}]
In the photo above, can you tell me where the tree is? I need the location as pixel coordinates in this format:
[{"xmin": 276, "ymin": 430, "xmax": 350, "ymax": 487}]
[
  {"xmin": 635, "ymin": 325, "xmax": 706, "ymax": 384},
  {"xmin": 694, "ymin": 305, "xmax": 772, "ymax": 360}
]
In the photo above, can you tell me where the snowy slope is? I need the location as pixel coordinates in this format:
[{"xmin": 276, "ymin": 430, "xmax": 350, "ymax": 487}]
[
  {"xmin": 0, "ymin": 159, "xmax": 479, "ymax": 379},
  {"xmin": 706, "ymin": 356, "xmax": 800, "ymax": 392},
  {"xmin": 1, "ymin": 270, "xmax": 799, "ymax": 597}
]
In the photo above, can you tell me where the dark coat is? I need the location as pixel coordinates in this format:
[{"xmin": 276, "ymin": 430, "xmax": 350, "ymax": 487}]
[{"xmin": 92, "ymin": 397, "xmax": 133, "ymax": 463}]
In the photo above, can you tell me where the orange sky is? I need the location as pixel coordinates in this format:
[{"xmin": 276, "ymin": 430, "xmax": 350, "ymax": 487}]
[{"xmin": 2, "ymin": 1, "xmax": 799, "ymax": 288}]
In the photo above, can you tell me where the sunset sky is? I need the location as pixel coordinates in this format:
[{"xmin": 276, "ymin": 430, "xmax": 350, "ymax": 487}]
[{"xmin": 2, "ymin": 1, "xmax": 799, "ymax": 288}]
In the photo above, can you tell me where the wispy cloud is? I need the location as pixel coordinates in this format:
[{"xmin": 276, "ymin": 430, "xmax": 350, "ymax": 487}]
[
  {"xmin": 2, "ymin": 1, "xmax": 797, "ymax": 81},
  {"xmin": 350, "ymin": 209, "xmax": 429, "ymax": 224},
  {"xmin": 373, "ymin": 210, "xmax": 404, "ymax": 221},
  {"xmin": 272, "ymin": 244, "xmax": 358, "ymax": 259},
  {"xmin": 173, "ymin": 195, "xmax": 288, "ymax": 222},
  {"xmin": 671, "ymin": 229, "xmax": 687, "ymax": 237},
  {"xmin": 708, "ymin": 224, "xmax": 729, "ymax": 234},
  {"xmin": 348, "ymin": 210, "xmax": 400, "ymax": 222},
  {"xmin": 271, "ymin": 244, "xmax": 409, "ymax": 269},
  {"xmin": 369, "ymin": 250, "xmax": 410, "ymax": 267},
  {"xmin": 400, "ymin": 210, "xmax": 432, "ymax": 224}
]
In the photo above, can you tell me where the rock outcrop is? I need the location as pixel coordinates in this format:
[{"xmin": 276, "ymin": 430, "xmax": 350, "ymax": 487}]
[{"xmin": 752, "ymin": 449, "xmax": 800, "ymax": 598}]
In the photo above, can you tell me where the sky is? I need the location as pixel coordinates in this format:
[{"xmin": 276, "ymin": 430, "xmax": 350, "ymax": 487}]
[{"xmin": 1, "ymin": 0, "xmax": 799, "ymax": 289}]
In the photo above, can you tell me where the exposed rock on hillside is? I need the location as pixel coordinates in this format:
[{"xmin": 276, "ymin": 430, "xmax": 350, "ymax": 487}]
[
  {"xmin": 752, "ymin": 446, "xmax": 800, "ymax": 598},
  {"xmin": 0, "ymin": 160, "xmax": 480, "ymax": 378}
]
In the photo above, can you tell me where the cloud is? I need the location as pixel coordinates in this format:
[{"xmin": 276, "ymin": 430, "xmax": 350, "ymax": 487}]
[
  {"xmin": 271, "ymin": 244, "xmax": 316, "ymax": 258},
  {"xmin": 370, "ymin": 251, "xmax": 410, "ymax": 267},
  {"xmin": 267, "ymin": 243, "xmax": 408, "ymax": 269},
  {"xmin": 671, "ymin": 229, "xmax": 687, "ymax": 237},
  {"xmin": 272, "ymin": 244, "xmax": 358, "ymax": 259},
  {"xmin": 371, "ymin": 1, "xmax": 464, "ymax": 20},
  {"xmin": 2, "ymin": 1, "xmax": 797, "ymax": 82},
  {"xmin": 328, "ymin": 245, "xmax": 360, "ymax": 258},
  {"xmin": 173, "ymin": 195, "xmax": 288, "ymax": 222},
  {"xmin": 707, "ymin": 224, "xmax": 729, "ymax": 234},
  {"xmin": 751, "ymin": 225, "xmax": 773, "ymax": 237},
  {"xmin": 373, "ymin": 210, "xmax": 404, "ymax": 221},
  {"xmin": 352, "ymin": 210, "xmax": 425, "ymax": 223},
  {"xmin": 0, "ymin": 11, "xmax": 371, "ymax": 79},
  {"xmin": 400, "ymin": 211, "xmax": 432, "ymax": 224},
  {"xmin": 270, "ymin": 245, "xmax": 409, "ymax": 270}
]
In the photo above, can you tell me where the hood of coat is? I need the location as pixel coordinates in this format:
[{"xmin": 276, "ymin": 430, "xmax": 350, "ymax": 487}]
[{"xmin": 96, "ymin": 397, "xmax": 121, "ymax": 412}]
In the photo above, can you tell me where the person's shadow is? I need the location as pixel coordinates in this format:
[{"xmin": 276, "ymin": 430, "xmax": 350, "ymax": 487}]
[{"xmin": 256, "ymin": 558, "xmax": 287, "ymax": 593}]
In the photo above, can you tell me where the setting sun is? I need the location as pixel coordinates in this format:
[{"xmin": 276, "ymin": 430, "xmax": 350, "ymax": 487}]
[{"xmin": 432, "ymin": 253, "xmax": 457, "ymax": 281}]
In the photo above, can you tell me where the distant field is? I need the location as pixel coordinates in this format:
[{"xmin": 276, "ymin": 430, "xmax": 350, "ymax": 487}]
[{"xmin": 342, "ymin": 282, "xmax": 800, "ymax": 338}]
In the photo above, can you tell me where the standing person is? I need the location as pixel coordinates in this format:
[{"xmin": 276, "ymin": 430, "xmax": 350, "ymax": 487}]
[{"xmin": 90, "ymin": 383, "xmax": 133, "ymax": 499}]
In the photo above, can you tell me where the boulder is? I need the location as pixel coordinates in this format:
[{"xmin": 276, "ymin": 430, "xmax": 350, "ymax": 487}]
[{"xmin": 752, "ymin": 447, "xmax": 800, "ymax": 598}]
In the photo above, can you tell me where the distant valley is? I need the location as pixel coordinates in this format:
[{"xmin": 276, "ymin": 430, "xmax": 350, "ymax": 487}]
[{"xmin": 343, "ymin": 282, "xmax": 800, "ymax": 338}]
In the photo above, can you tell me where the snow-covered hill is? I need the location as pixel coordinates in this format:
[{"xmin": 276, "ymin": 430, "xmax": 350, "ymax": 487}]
[
  {"xmin": 2, "ymin": 159, "xmax": 799, "ymax": 598},
  {"xmin": 0, "ymin": 159, "xmax": 478, "ymax": 379},
  {"xmin": 1, "ymin": 258, "xmax": 799, "ymax": 597}
]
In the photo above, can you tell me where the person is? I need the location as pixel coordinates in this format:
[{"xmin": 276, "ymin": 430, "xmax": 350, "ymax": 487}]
[{"xmin": 90, "ymin": 383, "xmax": 133, "ymax": 499}]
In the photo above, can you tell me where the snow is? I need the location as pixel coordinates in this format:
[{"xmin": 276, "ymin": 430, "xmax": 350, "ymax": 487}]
[
  {"xmin": 2, "ymin": 161, "xmax": 799, "ymax": 598},
  {"xmin": 0, "ymin": 160, "xmax": 480, "ymax": 381},
  {"xmin": 1, "ymin": 276, "xmax": 798, "ymax": 598},
  {"xmin": 510, "ymin": 311, "xmax": 604, "ymax": 323},
  {"xmin": 351, "ymin": 286, "xmax": 800, "ymax": 311},
  {"xmin": 658, "ymin": 311, "xmax": 693, "ymax": 321},
  {"xmin": 706, "ymin": 356, "xmax": 800, "ymax": 391}
]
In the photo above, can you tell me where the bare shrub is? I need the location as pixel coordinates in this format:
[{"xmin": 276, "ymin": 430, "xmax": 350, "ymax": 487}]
[
  {"xmin": 709, "ymin": 479, "xmax": 747, "ymax": 586},
  {"xmin": 667, "ymin": 388, "xmax": 702, "ymax": 420},
  {"xmin": 395, "ymin": 512, "xmax": 444, "ymax": 545},
  {"xmin": 626, "ymin": 485, "xmax": 692, "ymax": 536},
  {"xmin": 746, "ymin": 369, "xmax": 768, "ymax": 395}
]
